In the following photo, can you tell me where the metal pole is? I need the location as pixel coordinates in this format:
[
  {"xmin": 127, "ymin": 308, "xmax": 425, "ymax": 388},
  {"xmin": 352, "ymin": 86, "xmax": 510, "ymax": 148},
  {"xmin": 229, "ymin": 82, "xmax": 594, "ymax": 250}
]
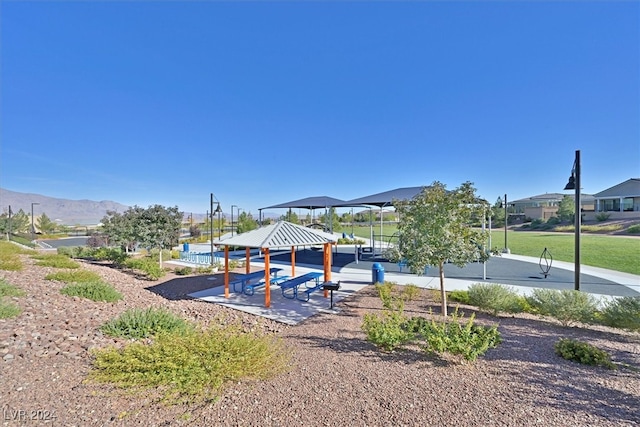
[
  {"xmin": 210, "ymin": 193, "xmax": 214, "ymax": 266},
  {"xmin": 231, "ymin": 205, "xmax": 237, "ymax": 236},
  {"xmin": 217, "ymin": 203, "xmax": 222, "ymax": 239},
  {"xmin": 504, "ymin": 193, "xmax": 509, "ymax": 253},
  {"xmin": 574, "ymin": 150, "xmax": 581, "ymax": 291}
]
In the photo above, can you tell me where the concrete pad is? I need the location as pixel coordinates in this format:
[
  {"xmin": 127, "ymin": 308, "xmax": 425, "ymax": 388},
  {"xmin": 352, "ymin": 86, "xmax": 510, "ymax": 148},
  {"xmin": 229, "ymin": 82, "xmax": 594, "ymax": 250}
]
[{"xmin": 188, "ymin": 278, "xmax": 367, "ymax": 325}]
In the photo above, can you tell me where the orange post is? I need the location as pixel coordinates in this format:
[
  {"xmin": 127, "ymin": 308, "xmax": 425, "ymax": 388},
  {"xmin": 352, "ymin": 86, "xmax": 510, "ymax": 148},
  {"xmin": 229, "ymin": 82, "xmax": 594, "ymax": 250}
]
[
  {"xmin": 264, "ymin": 248, "xmax": 271, "ymax": 308},
  {"xmin": 224, "ymin": 246, "xmax": 230, "ymax": 298},
  {"xmin": 245, "ymin": 247, "xmax": 251, "ymax": 274},
  {"xmin": 291, "ymin": 245, "xmax": 296, "ymax": 277},
  {"xmin": 323, "ymin": 243, "xmax": 330, "ymax": 298}
]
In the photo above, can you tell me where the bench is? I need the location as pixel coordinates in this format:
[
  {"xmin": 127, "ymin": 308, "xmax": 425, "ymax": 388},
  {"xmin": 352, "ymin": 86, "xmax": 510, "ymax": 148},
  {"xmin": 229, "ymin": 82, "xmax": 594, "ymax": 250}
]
[
  {"xmin": 279, "ymin": 272, "xmax": 323, "ymax": 300},
  {"xmin": 230, "ymin": 268, "xmax": 283, "ymax": 294},
  {"xmin": 244, "ymin": 275, "xmax": 290, "ymax": 296}
]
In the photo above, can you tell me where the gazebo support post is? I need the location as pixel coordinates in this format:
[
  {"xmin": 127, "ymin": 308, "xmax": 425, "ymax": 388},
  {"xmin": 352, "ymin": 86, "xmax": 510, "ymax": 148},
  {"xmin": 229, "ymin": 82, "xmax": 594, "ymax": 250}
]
[
  {"xmin": 224, "ymin": 246, "xmax": 230, "ymax": 298},
  {"xmin": 264, "ymin": 248, "xmax": 271, "ymax": 308},
  {"xmin": 323, "ymin": 243, "xmax": 331, "ymax": 298},
  {"xmin": 245, "ymin": 247, "xmax": 251, "ymax": 274},
  {"xmin": 291, "ymin": 246, "xmax": 296, "ymax": 277}
]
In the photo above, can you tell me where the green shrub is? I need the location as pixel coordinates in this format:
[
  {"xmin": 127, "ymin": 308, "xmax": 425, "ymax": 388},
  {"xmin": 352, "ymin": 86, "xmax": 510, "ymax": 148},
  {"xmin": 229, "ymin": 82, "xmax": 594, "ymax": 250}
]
[
  {"xmin": 60, "ymin": 281, "xmax": 123, "ymax": 302},
  {"xmin": 0, "ymin": 279, "xmax": 26, "ymax": 298},
  {"xmin": 31, "ymin": 253, "xmax": 80, "ymax": 269},
  {"xmin": 0, "ymin": 299, "xmax": 21, "ymax": 319},
  {"xmin": 196, "ymin": 266, "xmax": 215, "ymax": 275},
  {"xmin": 599, "ymin": 296, "xmax": 640, "ymax": 331},
  {"xmin": 174, "ymin": 266, "xmax": 193, "ymax": 276},
  {"xmin": 46, "ymin": 269, "xmax": 103, "ymax": 283},
  {"xmin": 448, "ymin": 289, "xmax": 471, "ymax": 304},
  {"xmin": 362, "ymin": 309, "xmax": 413, "ymax": 352},
  {"xmin": 526, "ymin": 289, "xmax": 598, "ymax": 326},
  {"xmin": 375, "ymin": 282, "xmax": 401, "ymax": 310},
  {"xmin": 554, "ymin": 338, "xmax": 616, "ymax": 370},
  {"xmin": 407, "ymin": 309, "xmax": 501, "ymax": 362},
  {"xmin": 595, "ymin": 212, "xmax": 611, "ymax": 222},
  {"xmin": 89, "ymin": 325, "xmax": 290, "ymax": 404},
  {"xmin": 0, "ymin": 241, "xmax": 27, "ymax": 271},
  {"xmin": 124, "ymin": 257, "xmax": 165, "ymax": 280},
  {"xmin": 401, "ymin": 284, "xmax": 421, "ymax": 301},
  {"xmin": 467, "ymin": 283, "xmax": 523, "ymax": 316},
  {"xmin": 546, "ymin": 216, "xmax": 561, "ymax": 225},
  {"xmin": 101, "ymin": 307, "xmax": 193, "ymax": 339},
  {"xmin": 627, "ymin": 224, "xmax": 640, "ymax": 234}
]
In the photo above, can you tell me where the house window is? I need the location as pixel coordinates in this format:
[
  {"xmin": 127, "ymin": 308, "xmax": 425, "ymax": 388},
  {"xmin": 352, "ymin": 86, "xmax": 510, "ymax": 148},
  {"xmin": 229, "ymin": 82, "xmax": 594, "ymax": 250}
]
[
  {"xmin": 601, "ymin": 199, "xmax": 619, "ymax": 212},
  {"xmin": 622, "ymin": 198, "xmax": 634, "ymax": 212}
]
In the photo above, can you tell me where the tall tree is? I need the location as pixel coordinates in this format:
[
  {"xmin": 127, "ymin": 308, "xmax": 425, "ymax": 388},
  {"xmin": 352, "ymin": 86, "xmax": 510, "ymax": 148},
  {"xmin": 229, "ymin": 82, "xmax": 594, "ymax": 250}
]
[
  {"xmin": 395, "ymin": 181, "xmax": 489, "ymax": 316},
  {"xmin": 237, "ymin": 211, "xmax": 258, "ymax": 234},
  {"xmin": 557, "ymin": 195, "xmax": 575, "ymax": 222},
  {"xmin": 37, "ymin": 213, "xmax": 57, "ymax": 235},
  {"xmin": 135, "ymin": 205, "xmax": 183, "ymax": 267}
]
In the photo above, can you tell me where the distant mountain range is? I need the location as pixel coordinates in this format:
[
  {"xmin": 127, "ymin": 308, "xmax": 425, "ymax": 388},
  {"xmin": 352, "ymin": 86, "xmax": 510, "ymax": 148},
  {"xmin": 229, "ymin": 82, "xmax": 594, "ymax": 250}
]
[
  {"xmin": 0, "ymin": 188, "xmax": 282, "ymax": 225},
  {"xmin": 0, "ymin": 188, "xmax": 130, "ymax": 225}
]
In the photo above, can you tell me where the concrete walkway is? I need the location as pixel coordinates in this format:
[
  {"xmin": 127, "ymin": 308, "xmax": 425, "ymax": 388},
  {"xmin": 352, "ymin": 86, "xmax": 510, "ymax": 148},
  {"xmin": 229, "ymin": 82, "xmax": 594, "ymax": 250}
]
[{"xmin": 184, "ymin": 244, "xmax": 639, "ymax": 325}]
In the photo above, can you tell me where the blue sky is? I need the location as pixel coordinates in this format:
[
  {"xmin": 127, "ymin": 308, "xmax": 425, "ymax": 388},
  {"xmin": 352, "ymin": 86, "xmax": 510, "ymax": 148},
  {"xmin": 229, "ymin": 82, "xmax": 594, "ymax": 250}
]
[{"xmin": 1, "ymin": 1, "xmax": 638, "ymax": 217}]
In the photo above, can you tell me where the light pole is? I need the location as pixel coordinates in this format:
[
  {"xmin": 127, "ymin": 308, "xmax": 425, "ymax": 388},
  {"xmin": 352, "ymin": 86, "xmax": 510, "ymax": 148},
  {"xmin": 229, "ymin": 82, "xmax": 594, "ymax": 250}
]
[
  {"xmin": 210, "ymin": 193, "xmax": 223, "ymax": 266},
  {"xmin": 564, "ymin": 149, "xmax": 581, "ymax": 291},
  {"xmin": 31, "ymin": 202, "xmax": 39, "ymax": 242},
  {"xmin": 231, "ymin": 205, "xmax": 237, "ymax": 236},
  {"xmin": 504, "ymin": 193, "xmax": 509, "ymax": 253}
]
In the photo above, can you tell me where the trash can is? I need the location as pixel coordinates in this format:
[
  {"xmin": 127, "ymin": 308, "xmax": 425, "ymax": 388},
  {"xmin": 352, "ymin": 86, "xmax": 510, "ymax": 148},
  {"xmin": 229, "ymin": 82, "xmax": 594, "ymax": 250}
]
[
  {"xmin": 372, "ymin": 262, "xmax": 385, "ymax": 284},
  {"xmin": 183, "ymin": 242, "xmax": 190, "ymax": 252}
]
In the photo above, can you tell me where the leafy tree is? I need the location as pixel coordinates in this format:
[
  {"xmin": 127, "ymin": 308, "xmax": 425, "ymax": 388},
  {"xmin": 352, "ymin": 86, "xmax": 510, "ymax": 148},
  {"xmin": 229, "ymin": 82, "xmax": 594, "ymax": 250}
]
[
  {"xmin": 0, "ymin": 209, "xmax": 29, "ymax": 235},
  {"xmin": 189, "ymin": 224, "xmax": 202, "ymax": 238},
  {"xmin": 37, "ymin": 213, "xmax": 57, "ymax": 235},
  {"xmin": 280, "ymin": 209, "xmax": 299, "ymax": 224},
  {"xmin": 135, "ymin": 205, "xmax": 183, "ymax": 267},
  {"xmin": 491, "ymin": 197, "xmax": 505, "ymax": 228},
  {"xmin": 318, "ymin": 207, "xmax": 341, "ymax": 232},
  {"xmin": 557, "ymin": 195, "xmax": 575, "ymax": 222},
  {"xmin": 101, "ymin": 209, "xmax": 137, "ymax": 252},
  {"xmin": 237, "ymin": 212, "xmax": 258, "ymax": 234},
  {"xmin": 395, "ymin": 181, "xmax": 489, "ymax": 317}
]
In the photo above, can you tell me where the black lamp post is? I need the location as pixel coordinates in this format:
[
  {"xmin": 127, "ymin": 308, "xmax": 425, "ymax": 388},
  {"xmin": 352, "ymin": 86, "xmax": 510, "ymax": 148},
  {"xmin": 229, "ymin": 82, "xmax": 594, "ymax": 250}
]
[
  {"xmin": 31, "ymin": 202, "xmax": 39, "ymax": 242},
  {"xmin": 209, "ymin": 193, "xmax": 222, "ymax": 266},
  {"xmin": 564, "ymin": 150, "xmax": 581, "ymax": 291},
  {"xmin": 215, "ymin": 202, "xmax": 222, "ymax": 239},
  {"xmin": 504, "ymin": 193, "xmax": 509, "ymax": 253}
]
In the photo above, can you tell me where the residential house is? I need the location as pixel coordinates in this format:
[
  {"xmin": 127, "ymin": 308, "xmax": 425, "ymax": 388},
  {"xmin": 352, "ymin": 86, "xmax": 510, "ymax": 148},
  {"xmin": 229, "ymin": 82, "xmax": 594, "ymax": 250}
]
[
  {"xmin": 589, "ymin": 178, "xmax": 640, "ymax": 220},
  {"xmin": 510, "ymin": 193, "xmax": 594, "ymax": 220}
]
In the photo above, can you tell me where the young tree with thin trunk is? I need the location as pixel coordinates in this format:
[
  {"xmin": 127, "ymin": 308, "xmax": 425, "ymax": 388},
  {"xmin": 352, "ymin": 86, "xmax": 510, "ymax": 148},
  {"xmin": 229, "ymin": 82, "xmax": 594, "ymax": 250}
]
[{"xmin": 395, "ymin": 181, "xmax": 489, "ymax": 316}]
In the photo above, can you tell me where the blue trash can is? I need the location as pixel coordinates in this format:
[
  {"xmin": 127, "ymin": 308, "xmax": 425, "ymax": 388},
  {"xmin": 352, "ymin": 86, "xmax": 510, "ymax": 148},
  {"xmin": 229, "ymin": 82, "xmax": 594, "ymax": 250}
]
[
  {"xmin": 183, "ymin": 242, "xmax": 190, "ymax": 252},
  {"xmin": 372, "ymin": 262, "xmax": 385, "ymax": 284}
]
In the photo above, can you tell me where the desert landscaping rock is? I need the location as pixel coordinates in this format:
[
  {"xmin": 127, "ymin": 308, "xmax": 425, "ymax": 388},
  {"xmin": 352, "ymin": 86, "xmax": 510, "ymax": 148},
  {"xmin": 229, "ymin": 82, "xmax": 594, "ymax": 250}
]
[{"xmin": 0, "ymin": 254, "xmax": 638, "ymax": 426}]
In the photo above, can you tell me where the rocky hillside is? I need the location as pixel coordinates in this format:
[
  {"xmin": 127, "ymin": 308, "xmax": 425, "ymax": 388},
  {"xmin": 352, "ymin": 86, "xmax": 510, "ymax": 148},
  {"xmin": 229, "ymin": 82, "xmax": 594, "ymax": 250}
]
[{"xmin": 0, "ymin": 188, "xmax": 130, "ymax": 225}]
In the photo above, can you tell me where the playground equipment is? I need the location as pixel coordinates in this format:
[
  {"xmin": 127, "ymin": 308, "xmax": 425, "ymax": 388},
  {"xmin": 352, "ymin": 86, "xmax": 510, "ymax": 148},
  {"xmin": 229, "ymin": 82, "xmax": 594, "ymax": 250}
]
[{"xmin": 539, "ymin": 247, "xmax": 553, "ymax": 278}]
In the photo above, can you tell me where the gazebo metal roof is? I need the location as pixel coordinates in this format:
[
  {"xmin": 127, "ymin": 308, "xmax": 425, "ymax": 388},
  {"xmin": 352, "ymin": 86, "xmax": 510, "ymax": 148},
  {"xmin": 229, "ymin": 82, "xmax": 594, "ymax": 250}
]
[
  {"xmin": 337, "ymin": 186, "xmax": 427, "ymax": 208},
  {"xmin": 214, "ymin": 220, "xmax": 337, "ymax": 249},
  {"xmin": 261, "ymin": 196, "xmax": 347, "ymax": 210}
]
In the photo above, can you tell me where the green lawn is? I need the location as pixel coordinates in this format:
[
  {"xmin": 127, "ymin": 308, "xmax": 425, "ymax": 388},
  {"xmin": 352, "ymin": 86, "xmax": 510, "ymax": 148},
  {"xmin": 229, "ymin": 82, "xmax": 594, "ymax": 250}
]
[{"xmin": 351, "ymin": 224, "xmax": 640, "ymax": 275}]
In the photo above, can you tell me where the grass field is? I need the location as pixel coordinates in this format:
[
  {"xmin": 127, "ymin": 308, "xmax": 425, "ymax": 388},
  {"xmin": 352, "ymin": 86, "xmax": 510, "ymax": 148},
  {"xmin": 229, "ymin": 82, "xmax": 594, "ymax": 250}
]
[{"xmin": 351, "ymin": 224, "xmax": 640, "ymax": 275}]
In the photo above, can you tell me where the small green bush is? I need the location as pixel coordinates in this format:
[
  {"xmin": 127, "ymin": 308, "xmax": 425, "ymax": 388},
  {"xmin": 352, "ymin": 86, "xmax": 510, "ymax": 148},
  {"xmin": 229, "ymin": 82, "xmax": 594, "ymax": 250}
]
[
  {"xmin": 0, "ymin": 241, "xmax": 27, "ymax": 271},
  {"xmin": 89, "ymin": 325, "xmax": 290, "ymax": 404},
  {"xmin": 174, "ymin": 266, "xmax": 193, "ymax": 276},
  {"xmin": 60, "ymin": 281, "xmax": 123, "ymax": 302},
  {"xmin": 362, "ymin": 310, "xmax": 413, "ymax": 352},
  {"xmin": 0, "ymin": 299, "xmax": 21, "ymax": 319},
  {"xmin": 627, "ymin": 224, "xmax": 640, "ymax": 234},
  {"xmin": 375, "ymin": 282, "xmax": 402, "ymax": 310},
  {"xmin": 467, "ymin": 283, "xmax": 523, "ymax": 316},
  {"xmin": 599, "ymin": 296, "xmax": 640, "ymax": 331},
  {"xmin": 32, "ymin": 253, "xmax": 80, "ymax": 269},
  {"xmin": 448, "ymin": 289, "xmax": 471, "ymax": 304},
  {"xmin": 554, "ymin": 338, "xmax": 616, "ymax": 370},
  {"xmin": 407, "ymin": 309, "xmax": 501, "ymax": 362},
  {"xmin": 124, "ymin": 257, "xmax": 165, "ymax": 280},
  {"xmin": 101, "ymin": 307, "xmax": 193, "ymax": 339},
  {"xmin": 595, "ymin": 212, "xmax": 611, "ymax": 222},
  {"xmin": 401, "ymin": 284, "xmax": 421, "ymax": 301},
  {"xmin": 46, "ymin": 269, "xmax": 103, "ymax": 283},
  {"xmin": 0, "ymin": 279, "xmax": 26, "ymax": 298},
  {"xmin": 526, "ymin": 289, "xmax": 598, "ymax": 326}
]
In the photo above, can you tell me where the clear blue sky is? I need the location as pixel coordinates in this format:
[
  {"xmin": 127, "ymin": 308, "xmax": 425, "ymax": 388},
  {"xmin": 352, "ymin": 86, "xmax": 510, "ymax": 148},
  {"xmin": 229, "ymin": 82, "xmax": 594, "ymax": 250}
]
[{"xmin": 1, "ymin": 1, "xmax": 638, "ymax": 217}]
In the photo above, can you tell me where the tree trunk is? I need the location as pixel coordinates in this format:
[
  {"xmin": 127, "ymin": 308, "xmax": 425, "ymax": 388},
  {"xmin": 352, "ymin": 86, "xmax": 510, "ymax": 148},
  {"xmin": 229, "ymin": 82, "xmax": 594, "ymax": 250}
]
[{"xmin": 439, "ymin": 260, "xmax": 447, "ymax": 317}]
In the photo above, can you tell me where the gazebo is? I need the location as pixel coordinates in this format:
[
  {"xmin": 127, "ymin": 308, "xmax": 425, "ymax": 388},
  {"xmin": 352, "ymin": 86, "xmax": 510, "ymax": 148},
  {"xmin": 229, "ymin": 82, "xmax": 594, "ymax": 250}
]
[{"xmin": 213, "ymin": 220, "xmax": 338, "ymax": 308}]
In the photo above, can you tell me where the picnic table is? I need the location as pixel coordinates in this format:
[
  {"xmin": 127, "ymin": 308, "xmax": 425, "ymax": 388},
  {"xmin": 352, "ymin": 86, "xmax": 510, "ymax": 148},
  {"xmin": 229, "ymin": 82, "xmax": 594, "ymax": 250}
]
[
  {"xmin": 231, "ymin": 268, "xmax": 283, "ymax": 294},
  {"xmin": 278, "ymin": 272, "xmax": 324, "ymax": 301}
]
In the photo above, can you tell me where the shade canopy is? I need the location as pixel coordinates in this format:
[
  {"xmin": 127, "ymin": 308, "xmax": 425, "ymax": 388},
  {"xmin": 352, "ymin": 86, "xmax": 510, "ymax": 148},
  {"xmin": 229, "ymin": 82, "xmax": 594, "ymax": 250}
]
[
  {"xmin": 214, "ymin": 220, "xmax": 337, "ymax": 249},
  {"xmin": 261, "ymin": 196, "xmax": 347, "ymax": 210},
  {"xmin": 337, "ymin": 186, "xmax": 427, "ymax": 208}
]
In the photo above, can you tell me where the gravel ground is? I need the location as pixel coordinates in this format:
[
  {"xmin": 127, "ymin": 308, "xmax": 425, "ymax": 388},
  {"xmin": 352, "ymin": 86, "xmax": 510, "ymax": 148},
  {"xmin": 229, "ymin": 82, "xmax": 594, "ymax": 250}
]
[{"xmin": 1, "ymin": 254, "xmax": 639, "ymax": 426}]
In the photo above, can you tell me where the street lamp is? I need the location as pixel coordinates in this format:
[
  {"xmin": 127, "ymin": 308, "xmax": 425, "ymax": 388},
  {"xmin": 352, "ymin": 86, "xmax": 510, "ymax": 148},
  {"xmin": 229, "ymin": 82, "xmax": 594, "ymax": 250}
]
[
  {"xmin": 504, "ymin": 193, "xmax": 509, "ymax": 253},
  {"xmin": 210, "ymin": 193, "xmax": 223, "ymax": 266},
  {"xmin": 563, "ymin": 149, "xmax": 581, "ymax": 291},
  {"xmin": 231, "ymin": 205, "xmax": 237, "ymax": 236}
]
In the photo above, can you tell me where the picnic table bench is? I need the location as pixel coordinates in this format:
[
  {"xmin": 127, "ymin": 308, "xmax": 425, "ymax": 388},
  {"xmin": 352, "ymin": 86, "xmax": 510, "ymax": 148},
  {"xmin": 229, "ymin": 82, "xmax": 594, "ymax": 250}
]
[
  {"xmin": 244, "ymin": 275, "xmax": 291, "ymax": 296},
  {"xmin": 231, "ymin": 268, "xmax": 283, "ymax": 294},
  {"xmin": 278, "ymin": 272, "xmax": 324, "ymax": 301}
]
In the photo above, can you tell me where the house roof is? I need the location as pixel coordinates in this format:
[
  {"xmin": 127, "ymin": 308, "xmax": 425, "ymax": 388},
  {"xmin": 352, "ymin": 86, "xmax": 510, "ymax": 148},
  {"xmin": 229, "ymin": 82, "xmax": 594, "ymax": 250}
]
[
  {"xmin": 593, "ymin": 178, "xmax": 640, "ymax": 198},
  {"xmin": 215, "ymin": 220, "xmax": 337, "ymax": 249},
  {"xmin": 511, "ymin": 193, "xmax": 595, "ymax": 204},
  {"xmin": 336, "ymin": 186, "xmax": 427, "ymax": 208},
  {"xmin": 260, "ymin": 196, "xmax": 347, "ymax": 210}
]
